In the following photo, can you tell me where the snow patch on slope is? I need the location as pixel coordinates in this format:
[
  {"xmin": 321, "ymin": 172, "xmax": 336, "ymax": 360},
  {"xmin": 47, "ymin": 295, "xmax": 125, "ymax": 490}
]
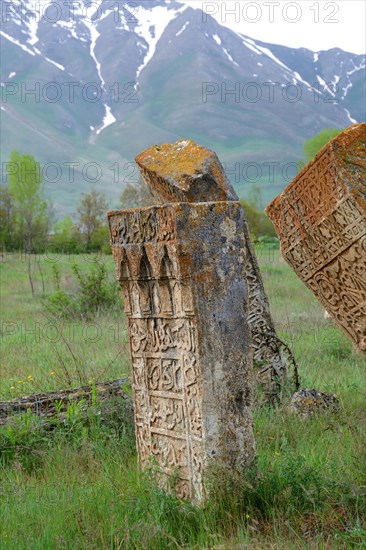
[
  {"xmin": 344, "ymin": 108, "xmax": 357, "ymax": 123},
  {"xmin": 44, "ymin": 56, "xmax": 65, "ymax": 71},
  {"xmin": 223, "ymin": 48, "xmax": 239, "ymax": 67},
  {"xmin": 243, "ymin": 41, "xmax": 261, "ymax": 55},
  {"xmin": 241, "ymin": 36, "xmax": 262, "ymax": 55},
  {"xmin": 1, "ymin": 29, "xmax": 67, "ymax": 72},
  {"xmin": 80, "ymin": 0, "xmax": 105, "ymax": 88},
  {"xmin": 293, "ymin": 71, "xmax": 317, "ymax": 91},
  {"xmin": 69, "ymin": 0, "xmax": 117, "ymax": 135},
  {"xmin": 57, "ymin": 20, "xmax": 82, "ymax": 41},
  {"xmin": 241, "ymin": 38, "xmax": 316, "ymax": 92},
  {"xmin": 135, "ymin": 4, "xmax": 188, "ymax": 81},
  {"xmin": 0, "ymin": 30, "xmax": 35, "ymax": 56},
  {"xmin": 96, "ymin": 105, "xmax": 117, "ymax": 135},
  {"xmin": 342, "ymin": 82, "xmax": 353, "ymax": 97},
  {"xmin": 255, "ymin": 45, "xmax": 291, "ymax": 70},
  {"xmin": 25, "ymin": 14, "xmax": 39, "ymax": 45},
  {"xmin": 317, "ymin": 75, "xmax": 335, "ymax": 96},
  {"xmin": 15, "ymin": 0, "xmax": 40, "ymax": 45},
  {"xmin": 347, "ymin": 58, "xmax": 365, "ymax": 75},
  {"xmin": 213, "ymin": 34, "xmax": 221, "ymax": 46},
  {"xmin": 176, "ymin": 21, "xmax": 189, "ymax": 37}
]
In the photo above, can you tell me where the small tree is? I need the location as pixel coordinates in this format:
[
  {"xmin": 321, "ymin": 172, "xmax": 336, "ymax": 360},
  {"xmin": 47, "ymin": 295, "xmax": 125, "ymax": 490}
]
[
  {"xmin": 0, "ymin": 185, "xmax": 15, "ymax": 250},
  {"xmin": 76, "ymin": 188, "xmax": 108, "ymax": 251},
  {"xmin": 52, "ymin": 216, "xmax": 80, "ymax": 253},
  {"xmin": 241, "ymin": 199, "xmax": 276, "ymax": 239},
  {"xmin": 245, "ymin": 183, "xmax": 264, "ymax": 211},
  {"xmin": 302, "ymin": 128, "xmax": 343, "ymax": 164},
  {"xmin": 120, "ymin": 176, "xmax": 154, "ymax": 209},
  {"xmin": 90, "ymin": 225, "xmax": 111, "ymax": 254},
  {"xmin": 7, "ymin": 151, "xmax": 49, "ymax": 295},
  {"xmin": 7, "ymin": 151, "xmax": 48, "ymax": 250}
]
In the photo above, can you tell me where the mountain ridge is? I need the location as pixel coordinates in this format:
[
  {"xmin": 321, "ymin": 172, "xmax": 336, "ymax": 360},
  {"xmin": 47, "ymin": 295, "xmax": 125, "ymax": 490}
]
[{"xmin": 1, "ymin": 0, "xmax": 365, "ymax": 215}]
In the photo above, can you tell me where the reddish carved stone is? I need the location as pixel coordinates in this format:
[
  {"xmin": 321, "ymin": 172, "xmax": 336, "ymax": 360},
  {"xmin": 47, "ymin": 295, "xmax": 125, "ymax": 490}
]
[{"xmin": 266, "ymin": 123, "xmax": 366, "ymax": 354}]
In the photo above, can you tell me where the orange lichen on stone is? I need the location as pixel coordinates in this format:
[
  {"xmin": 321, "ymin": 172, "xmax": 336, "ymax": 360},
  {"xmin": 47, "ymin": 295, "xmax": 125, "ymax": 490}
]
[
  {"xmin": 135, "ymin": 139, "xmax": 238, "ymax": 203},
  {"xmin": 266, "ymin": 123, "xmax": 366, "ymax": 354},
  {"xmin": 136, "ymin": 138, "xmax": 289, "ymax": 405},
  {"xmin": 267, "ymin": 124, "xmax": 366, "ymax": 235}
]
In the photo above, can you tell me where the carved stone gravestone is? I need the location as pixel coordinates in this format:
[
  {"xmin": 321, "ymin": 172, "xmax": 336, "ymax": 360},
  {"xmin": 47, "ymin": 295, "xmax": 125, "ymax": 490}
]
[
  {"xmin": 135, "ymin": 140, "xmax": 288, "ymax": 402},
  {"xmin": 108, "ymin": 202, "xmax": 256, "ymax": 503},
  {"xmin": 266, "ymin": 123, "xmax": 366, "ymax": 355}
]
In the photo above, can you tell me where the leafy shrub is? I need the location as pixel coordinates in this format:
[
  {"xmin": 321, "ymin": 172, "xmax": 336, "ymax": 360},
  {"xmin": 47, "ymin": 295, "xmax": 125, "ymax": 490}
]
[
  {"xmin": 241, "ymin": 200, "xmax": 277, "ymax": 238},
  {"xmin": 44, "ymin": 261, "xmax": 123, "ymax": 320},
  {"xmin": 72, "ymin": 261, "xmax": 120, "ymax": 315}
]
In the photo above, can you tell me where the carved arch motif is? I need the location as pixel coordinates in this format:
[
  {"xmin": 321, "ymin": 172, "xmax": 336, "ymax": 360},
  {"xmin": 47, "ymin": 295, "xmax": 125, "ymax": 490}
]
[
  {"xmin": 159, "ymin": 247, "xmax": 175, "ymax": 316},
  {"xmin": 138, "ymin": 249, "xmax": 153, "ymax": 315}
]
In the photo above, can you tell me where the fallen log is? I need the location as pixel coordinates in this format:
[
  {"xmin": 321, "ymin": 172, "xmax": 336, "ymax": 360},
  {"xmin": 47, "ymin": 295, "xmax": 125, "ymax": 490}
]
[{"xmin": 0, "ymin": 378, "xmax": 132, "ymax": 426}]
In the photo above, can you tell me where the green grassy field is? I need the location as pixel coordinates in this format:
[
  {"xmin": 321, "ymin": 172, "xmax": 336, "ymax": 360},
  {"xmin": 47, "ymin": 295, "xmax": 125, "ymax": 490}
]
[{"xmin": 1, "ymin": 250, "xmax": 365, "ymax": 549}]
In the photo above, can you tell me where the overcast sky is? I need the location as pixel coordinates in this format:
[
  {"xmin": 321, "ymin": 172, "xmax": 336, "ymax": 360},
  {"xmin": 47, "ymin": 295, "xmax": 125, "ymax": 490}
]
[{"xmin": 182, "ymin": 0, "xmax": 366, "ymax": 54}]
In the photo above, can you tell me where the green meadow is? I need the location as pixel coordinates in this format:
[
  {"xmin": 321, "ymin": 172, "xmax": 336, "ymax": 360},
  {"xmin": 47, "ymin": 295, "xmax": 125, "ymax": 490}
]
[{"xmin": 1, "ymin": 249, "xmax": 365, "ymax": 549}]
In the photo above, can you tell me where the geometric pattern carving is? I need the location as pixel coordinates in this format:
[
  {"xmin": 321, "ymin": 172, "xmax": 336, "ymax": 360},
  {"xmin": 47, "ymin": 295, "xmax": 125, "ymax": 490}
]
[
  {"xmin": 266, "ymin": 123, "xmax": 366, "ymax": 354},
  {"xmin": 108, "ymin": 202, "xmax": 256, "ymax": 502}
]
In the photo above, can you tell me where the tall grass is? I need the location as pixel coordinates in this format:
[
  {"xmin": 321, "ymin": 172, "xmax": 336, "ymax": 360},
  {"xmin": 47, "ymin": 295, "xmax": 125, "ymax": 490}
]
[
  {"xmin": 0, "ymin": 249, "xmax": 365, "ymax": 548},
  {"xmin": 0, "ymin": 253, "xmax": 129, "ymax": 397}
]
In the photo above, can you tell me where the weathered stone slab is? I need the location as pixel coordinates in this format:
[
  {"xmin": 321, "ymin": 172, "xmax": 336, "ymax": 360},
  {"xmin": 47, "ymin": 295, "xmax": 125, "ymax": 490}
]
[
  {"xmin": 136, "ymin": 139, "xmax": 288, "ymax": 403},
  {"xmin": 108, "ymin": 202, "xmax": 256, "ymax": 502},
  {"xmin": 136, "ymin": 139, "xmax": 238, "ymax": 203},
  {"xmin": 289, "ymin": 389, "xmax": 340, "ymax": 418},
  {"xmin": 266, "ymin": 123, "xmax": 366, "ymax": 354}
]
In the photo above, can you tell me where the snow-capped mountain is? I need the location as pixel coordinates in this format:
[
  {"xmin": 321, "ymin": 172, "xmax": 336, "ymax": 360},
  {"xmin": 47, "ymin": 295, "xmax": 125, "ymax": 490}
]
[{"xmin": 1, "ymin": 0, "xmax": 365, "ymax": 213}]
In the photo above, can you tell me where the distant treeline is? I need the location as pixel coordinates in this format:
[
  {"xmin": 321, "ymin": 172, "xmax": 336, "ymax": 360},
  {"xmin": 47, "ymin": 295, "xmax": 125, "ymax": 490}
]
[{"xmin": 0, "ymin": 151, "xmax": 280, "ymax": 255}]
